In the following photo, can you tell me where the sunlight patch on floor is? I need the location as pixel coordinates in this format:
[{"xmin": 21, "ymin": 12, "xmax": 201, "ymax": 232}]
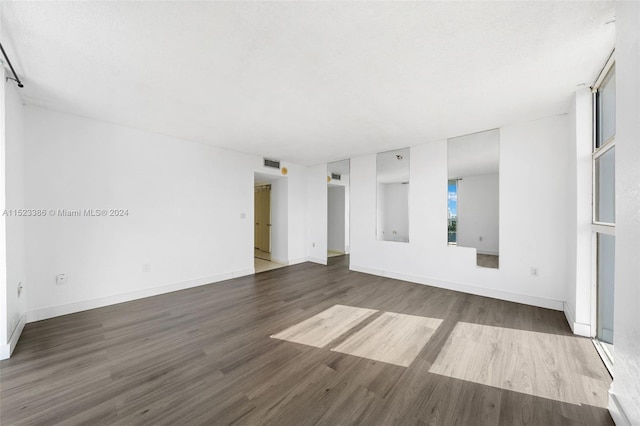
[
  {"xmin": 332, "ymin": 312, "xmax": 442, "ymax": 367},
  {"xmin": 429, "ymin": 322, "xmax": 610, "ymax": 407},
  {"xmin": 271, "ymin": 305, "xmax": 378, "ymax": 348}
]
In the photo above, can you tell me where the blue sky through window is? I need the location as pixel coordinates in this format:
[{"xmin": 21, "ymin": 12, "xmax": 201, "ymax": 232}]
[{"xmin": 448, "ymin": 181, "xmax": 457, "ymax": 217}]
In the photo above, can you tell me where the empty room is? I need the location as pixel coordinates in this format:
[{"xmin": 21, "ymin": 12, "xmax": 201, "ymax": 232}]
[{"xmin": 1, "ymin": 1, "xmax": 639, "ymax": 425}]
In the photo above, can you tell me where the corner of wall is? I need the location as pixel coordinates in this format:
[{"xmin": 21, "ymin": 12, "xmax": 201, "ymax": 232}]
[
  {"xmin": 609, "ymin": 391, "xmax": 633, "ymax": 426},
  {"xmin": 0, "ymin": 312, "xmax": 26, "ymax": 360},
  {"xmin": 563, "ymin": 301, "xmax": 591, "ymax": 337}
]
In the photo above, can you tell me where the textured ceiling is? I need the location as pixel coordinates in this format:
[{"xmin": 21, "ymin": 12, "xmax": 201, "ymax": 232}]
[{"xmin": 1, "ymin": 2, "xmax": 614, "ymax": 165}]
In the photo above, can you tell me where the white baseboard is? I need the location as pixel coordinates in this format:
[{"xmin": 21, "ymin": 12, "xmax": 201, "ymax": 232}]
[
  {"xmin": 26, "ymin": 268, "xmax": 254, "ymax": 323},
  {"xmin": 609, "ymin": 391, "xmax": 632, "ymax": 426},
  {"xmin": 563, "ymin": 301, "xmax": 592, "ymax": 337},
  {"xmin": 349, "ymin": 264, "xmax": 564, "ymax": 311},
  {"xmin": 0, "ymin": 313, "xmax": 27, "ymax": 360},
  {"xmin": 287, "ymin": 256, "xmax": 310, "ymax": 266},
  {"xmin": 308, "ymin": 256, "xmax": 328, "ymax": 265}
]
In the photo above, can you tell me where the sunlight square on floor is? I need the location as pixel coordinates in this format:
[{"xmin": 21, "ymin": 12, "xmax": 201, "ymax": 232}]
[
  {"xmin": 428, "ymin": 322, "xmax": 611, "ymax": 407},
  {"xmin": 270, "ymin": 304, "xmax": 378, "ymax": 348},
  {"xmin": 331, "ymin": 312, "xmax": 443, "ymax": 367}
]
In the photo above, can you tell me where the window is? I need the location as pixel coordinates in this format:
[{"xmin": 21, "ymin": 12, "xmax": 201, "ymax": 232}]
[
  {"xmin": 447, "ymin": 179, "xmax": 457, "ymax": 245},
  {"xmin": 592, "ymin": 55, "xmax": 615, "ymax": 369}
]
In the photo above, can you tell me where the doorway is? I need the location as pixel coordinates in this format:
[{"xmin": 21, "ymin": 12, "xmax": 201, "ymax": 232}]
[
  {"xmin": 254, "ymin": 173, "xmax": 288, "ymax": 273},
  {"xmin": 327, "ymin": 160, "xmax": 350, "ymax": 260},
  {"xmin": 254, "ymin": 184, "xmax": 271, "ymax": 261}
]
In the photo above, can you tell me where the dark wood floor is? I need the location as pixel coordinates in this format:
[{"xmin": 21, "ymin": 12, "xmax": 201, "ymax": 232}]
[{"xmin": 0, "ymin": 256, "xmax": 613, "ymax": 425}]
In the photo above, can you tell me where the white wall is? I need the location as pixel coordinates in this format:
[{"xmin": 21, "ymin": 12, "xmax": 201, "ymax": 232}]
[
  {"xmin": 269, "ymin": 178, "xmax": 288, "ymax": 264},
  {"xmin": 376, "ymin": 182, "xmax": 385, "ymax": 240},
  {"xmin": 286, "ymin": 163, "xmax": 309, "ymax": 265},
  {"xmin": 1, "ymin": 73, "xmax": 27, "ymax": 359},
  {"xmin": 0, "ymin": 71, "xmax": 7, "ymax": 354},
  {"xmin": 350, "ymin": 114, "xmax": 570, "ymax": 310},
  {"xmin": 306, "ymin": 164, "xmax": 327, "ymax": 264},
  {"xmin": 565, "ymin": 88, "xmax": 593, "ymax": 337},
  {"xmin": 610, "ymin": 2, "xmax": 640, "ymax": 424},
  {"xmin": 457, "ymin": 173, "xmax": 499, "ymax": 255},
  {"xmin": 327, "ymin": 185, "xmax": 345, "ymax": 252},
  {"xmin": 22, "ymin": 106, "xmax": 309, "ymax": 321},
  {"xmin": 381, "ymin": 183, "xmax": 409, "ymax": 242},
  {"xmin": 344, "ymin": 176, "xmax": 350, "ymax": 253}
]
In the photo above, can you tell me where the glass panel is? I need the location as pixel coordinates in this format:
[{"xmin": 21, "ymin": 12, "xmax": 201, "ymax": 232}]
[
  {"xmin": 447, "ymin": 129, "xmax": 499, "ymax": 269},
  {"xmin": 595, "ymin": 146, "xmax": 615, "ymax": 223},
  {"xmin": 327, "ymin": 159, "xmax": 350, "ymax": 256},
  {"xmin": 597, "ymin": 66, "xmax": 616, "ymax": 149},
  {"xmin": 376, "ymin": 148, "xmax": 410, "ymax": 242},
  {"xmin": 597, "ymin": 233, "xmax": 615, "ymax": 347},
  {"xmin": 448, "ymin": 180, "xmax": 457, "ymax": 245}
]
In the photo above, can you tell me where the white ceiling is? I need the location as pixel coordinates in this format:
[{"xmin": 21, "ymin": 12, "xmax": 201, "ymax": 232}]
[
  {"xmin": 448, "ymin": 129, "xmax": 500, "ymax": 179},
  {"xmin": 1, "ymin": 2, "xmax": 614, "ymax": 165}
]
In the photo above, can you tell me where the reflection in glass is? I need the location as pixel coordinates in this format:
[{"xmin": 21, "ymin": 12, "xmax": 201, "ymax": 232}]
[
  {"xmin": 327, "ymin": 160, "xmax": 350, "ymax": 257},
  {"xmin": 448, "ymin": 180, "xmax": 458, "ymax": 245},
  {"xmin": 595, "ymin": 146, "xmax": 615, "ymax": 224},
  {"xmin": 597, "ymin": 233, "xmax": 615, "ymax": 354},
  {"xmin": 597, "ymin": 66, "xmax": 616, "ymax": 148},
  {"xmin": 376, "ymin": 148, "xmax": 410, "ymax": 242},
  {"xmin": 447, "ymin": 129, "xmax": 499, "ymax": 268}
]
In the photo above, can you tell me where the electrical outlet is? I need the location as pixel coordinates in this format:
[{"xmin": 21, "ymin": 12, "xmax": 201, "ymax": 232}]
[
  {"xmin": 143, "ymin": 263, "xmax": 151, "ymax": 273},
  {"xmin": 56, "ymin": 274, "xmax": 67, "ymax": 285},
  {"xmin": 478, "ymin": 236, "xmax": 483, "ymax": 242},
  {"xmin": 17, "ymin": 282, "xmax": 23, "ymax": 298},
  {"xmin": 312, "ymin": 242, "xmax": 316, "ymax": 248},
  {"xmin": 530, "ymin": 267, "xmax": 539, "ymax": 277}
]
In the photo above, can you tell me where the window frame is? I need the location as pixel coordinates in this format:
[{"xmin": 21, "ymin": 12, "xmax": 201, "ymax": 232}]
[{"xmin": 590, "ymin": 50, "xmax": 615, "ymax": 373}]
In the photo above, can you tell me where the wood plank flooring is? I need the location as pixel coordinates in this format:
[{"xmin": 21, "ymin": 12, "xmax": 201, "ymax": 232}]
[
  {"xmin": 331, "ymin": 312, "xmax": 443, "ymax": 367},
  {"xmin": 0, "ymin": 256, "xmax": 613, "ymax": 425},
  {"xmin": 271, "ymin": 304, "xmax": 377, "ymax": 348}
]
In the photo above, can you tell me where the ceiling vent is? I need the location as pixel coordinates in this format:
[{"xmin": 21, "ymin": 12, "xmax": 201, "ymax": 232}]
[
  {"xmin": 331, "ymin": 173, "xmax": 341, "ymax": 181},
  {"xmin": 263, "ymin": 158, "xmax": 281, "ymax": 169}
]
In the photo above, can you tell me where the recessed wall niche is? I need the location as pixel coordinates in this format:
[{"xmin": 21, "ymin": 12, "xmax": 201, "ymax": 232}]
[
  {"xmin": 376, "ymin": 148, "xmax": 410, "ymax": 243},
  {"xmin": 447, "ymin": 130, "xmax": 499, "ymax": 268}
]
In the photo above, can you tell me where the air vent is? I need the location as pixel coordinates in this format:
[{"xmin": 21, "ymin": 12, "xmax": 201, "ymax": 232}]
[
  {"xmin": 263, "ymin": 158, "xmax": 281, "ymax": 169},
  {"xmin": 331, "ymin": 173, "xmax": 341, "ymax": 181}
]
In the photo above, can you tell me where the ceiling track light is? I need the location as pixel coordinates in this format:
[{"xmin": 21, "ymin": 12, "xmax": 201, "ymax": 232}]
[{"xmin": 0, "ymin": 42, "xmax": 24, "ymax": 88}]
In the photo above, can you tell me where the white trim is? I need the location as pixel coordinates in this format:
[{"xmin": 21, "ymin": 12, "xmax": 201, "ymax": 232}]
[
  {"xmin": 593, "ymin": 339, "xmax": 614, "ymax": 377},
  {"xmin": 0, "ymin": 344, "xmax": 8, "ymax": 360},
  {"xmin": 593, "ymin": 137, "xmax": 616, "ymax": 159},
  {"xmin": 609, "ymin": 391, "xmax": 632, "ymax": 426},
  {"xmin": 308, "ymin": 256, "xmax": 328, "ymax": 266},
  {"xmin": 563, "ymin": 301, "xmax": 592, "ymax": 337},
  {"xmin": 26, "ymin": 268, "xmax": 254, "ymax": 323},
  {"xmin": 591, "ymin": 230, "xmax": 599, "ymax": 337},
  {"xmin": 349, "ymin": 264, "xmax": 563, "ymax": 311},
  {"xmin": 0, "ymin": 313, "xmax": 27, "ymax": 360},
  {"xmin": 592, "ymin": 223, "xmax": 616, "ymax": 235},
  {"xmin": 592, "ymin": 50, "xmax": 616, "ymax": 90},
  {"xmin": 287, "ymin": 256, "xmax": 310, "ymax": 266}
]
